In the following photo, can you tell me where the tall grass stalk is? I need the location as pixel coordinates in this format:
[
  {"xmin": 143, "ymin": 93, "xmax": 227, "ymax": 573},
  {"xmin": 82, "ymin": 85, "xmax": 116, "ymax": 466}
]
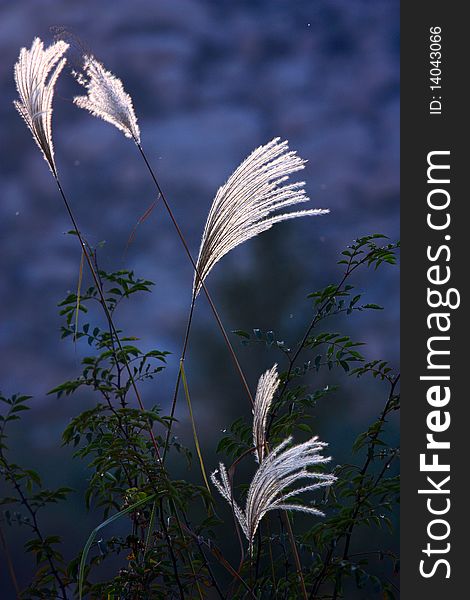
[
  {"xmin": 53, "ymin": 175, "xmax": 164, "ymax": 463},
  {"xmin": 179, "ymin": 360, "xmax": 212, "ymax": 496},
  {"xmin": 135, "ymin": 140, "xmax": 254, "ymax": 406}
]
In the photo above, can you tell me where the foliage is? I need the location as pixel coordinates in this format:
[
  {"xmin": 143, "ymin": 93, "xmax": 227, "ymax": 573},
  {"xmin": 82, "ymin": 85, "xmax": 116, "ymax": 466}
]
[
  {"xmin": 1, "ymin": 235, "xmax": 399, "ymax": 599},
  {"xmin": 5, "ymin": 34, "xmax": 401, "ymax": 600},
  {"xmin": 0, "ymin": 393, "xmax": 72, "ymax": 598}
]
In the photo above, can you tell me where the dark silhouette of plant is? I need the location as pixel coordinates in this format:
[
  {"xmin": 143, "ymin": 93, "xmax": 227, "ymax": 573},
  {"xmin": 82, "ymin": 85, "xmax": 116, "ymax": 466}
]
[{"xmin": 1, "ymin": 236, "xmax": 399, "ymax": 599}]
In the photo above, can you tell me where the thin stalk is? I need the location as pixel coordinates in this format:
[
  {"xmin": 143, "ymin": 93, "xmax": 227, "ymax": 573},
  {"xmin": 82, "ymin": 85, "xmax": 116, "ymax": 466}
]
[
  {"xmin": 162, "ymin": 294, "xmax": 196, "ymax": 463},
  {"xmin": 180, "ymin": 522, "xmax": 257, "ymax": 600},
  {"xmin": 266, "ymin": 517, "xmax": 277, "ymax": 596},
  {"xmin": 53, "ymin": 174, "xmax": 163, "ymax": 463},
  {"xmin": 181, "ymin": 512, "xmax": 225, "ymax": 600},
  {"xmin": 309, "ymin": 544, "xmax": 334, "ymax": 600},
  {"xmin": 144, "ymin": 500, "xmax": 157, "ymax": 556},
  {"xmin": 73, "ymin": 249, "xmax": 85, "ymax": 344},
  {"xmin": 194, "ymin": 540, "xmax": 226, "ymax": 600},
  {"xmin": 135, "ymin": 141, "xmax": 253, "ymax": 407},
  {"xmin": 179, "ymin": 360, "xmax": 212, "ymax": 495},
  {"xmin": 92, "ymin": 252, "xmax": 125, "ymax": 408},
  {"xmin": 134, "ymin": 144, "xmax": 260, "ymax": 584},
  {"xmin": 159, "ymin": 499, "xmax": 185, "ymax": 600},
  {"xmin": 170, "ymin": 503, "xmax": 205, "ymax": 600},
  {"xmin": 283, "ymin": 513, "xmax": 308, "ymax": 600},
  {"xmin": 252, "ymin": 518, "xmax": 278, "ymax": 597}
]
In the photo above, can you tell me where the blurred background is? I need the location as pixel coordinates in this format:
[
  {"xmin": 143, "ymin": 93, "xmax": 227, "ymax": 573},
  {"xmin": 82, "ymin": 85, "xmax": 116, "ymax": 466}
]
[{"xmin": 0, "ymin": 0, "xmax": 399, "ymax": 596}]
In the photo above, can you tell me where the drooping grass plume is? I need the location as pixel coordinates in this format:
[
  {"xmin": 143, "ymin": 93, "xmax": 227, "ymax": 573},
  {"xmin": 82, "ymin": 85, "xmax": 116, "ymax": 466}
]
[
  {"xmin": 13, "ymin": 37, "xmax": 69, "ymax": 175},
  {"xmin": 73, "ymin": 56, "xmax": 140, "ymax": 143},
  {"xmin": 211, "ymin": 436, "xmax": 336, "ymax": 553},
  {"xmin": 253, "ymin": 364, "xmax": 280, "ymax": 463},
  {"xmin": 193, "ymin": 137, "xmax": 329, "ymax": 296}
]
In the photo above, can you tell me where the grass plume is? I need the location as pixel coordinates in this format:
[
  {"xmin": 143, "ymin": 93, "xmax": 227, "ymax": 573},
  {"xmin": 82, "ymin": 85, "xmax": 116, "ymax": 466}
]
[
  {"xmin": 14, "ymin": 37, "xmax": 69, "ymax": 175},
  {"xmin": 194, "ymin": 137, "xmax": 329, "ymax": 296},
  {"xmin": 253, "ymin": 364, "xmax": 280, "ymax": 463},
  {"xmin": 73, "ymin": 55, "xmax": 140, "ymax": 143}
]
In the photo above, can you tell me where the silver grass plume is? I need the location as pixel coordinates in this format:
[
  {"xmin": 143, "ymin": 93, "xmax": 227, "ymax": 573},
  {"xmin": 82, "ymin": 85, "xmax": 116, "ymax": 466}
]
[
  {"xmin": 73, "ymin": 56, "xmax": 140, "ymax": 143},
  {"xmin": 193, "ymin": 137, "xmax": 329, "ymax": 296},
  {"xmin": 14, "ymin": 37, "xmax": 69, "ymax": 175},
  {"xmin": 253, "ymin": 364, "xmax": 280, "ymax": 463},
  {"xmin": 211, "ymin": 436, "xmax": 336, "ymax": 553}
]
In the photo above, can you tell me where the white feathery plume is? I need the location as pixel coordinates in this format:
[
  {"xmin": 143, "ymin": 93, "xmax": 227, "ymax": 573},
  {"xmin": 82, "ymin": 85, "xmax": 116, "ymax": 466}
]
[
  {"xmin": 252, "ymin": 364, "xmax": 280, "ymax": 463},
  {"xmin": 73, "ymin": 56, "xmax": 140, "ymax": 143},
  {"xmin": 193, "ymin": 137, "xmax": 329, "ymax": 296},
  {"xmin": 211, "ymin": 436, "xmax": 336, "ymax": 553},
  {"xmin": 14, "ymin": 37, "xmax": 69, "ymax": 175}
]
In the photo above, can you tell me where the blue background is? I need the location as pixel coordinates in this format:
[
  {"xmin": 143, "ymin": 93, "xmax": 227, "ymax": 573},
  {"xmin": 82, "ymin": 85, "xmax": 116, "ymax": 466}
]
[{"xmin": 0, "ymin": 0, "xmax": 399, "ymax": 595}]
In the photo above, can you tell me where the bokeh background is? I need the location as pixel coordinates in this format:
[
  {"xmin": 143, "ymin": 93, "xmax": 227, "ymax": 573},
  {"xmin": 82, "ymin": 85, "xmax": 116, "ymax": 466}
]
[{"xmin": 0, "ymin": 0, "xmax": 399, "ymax": 596}]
